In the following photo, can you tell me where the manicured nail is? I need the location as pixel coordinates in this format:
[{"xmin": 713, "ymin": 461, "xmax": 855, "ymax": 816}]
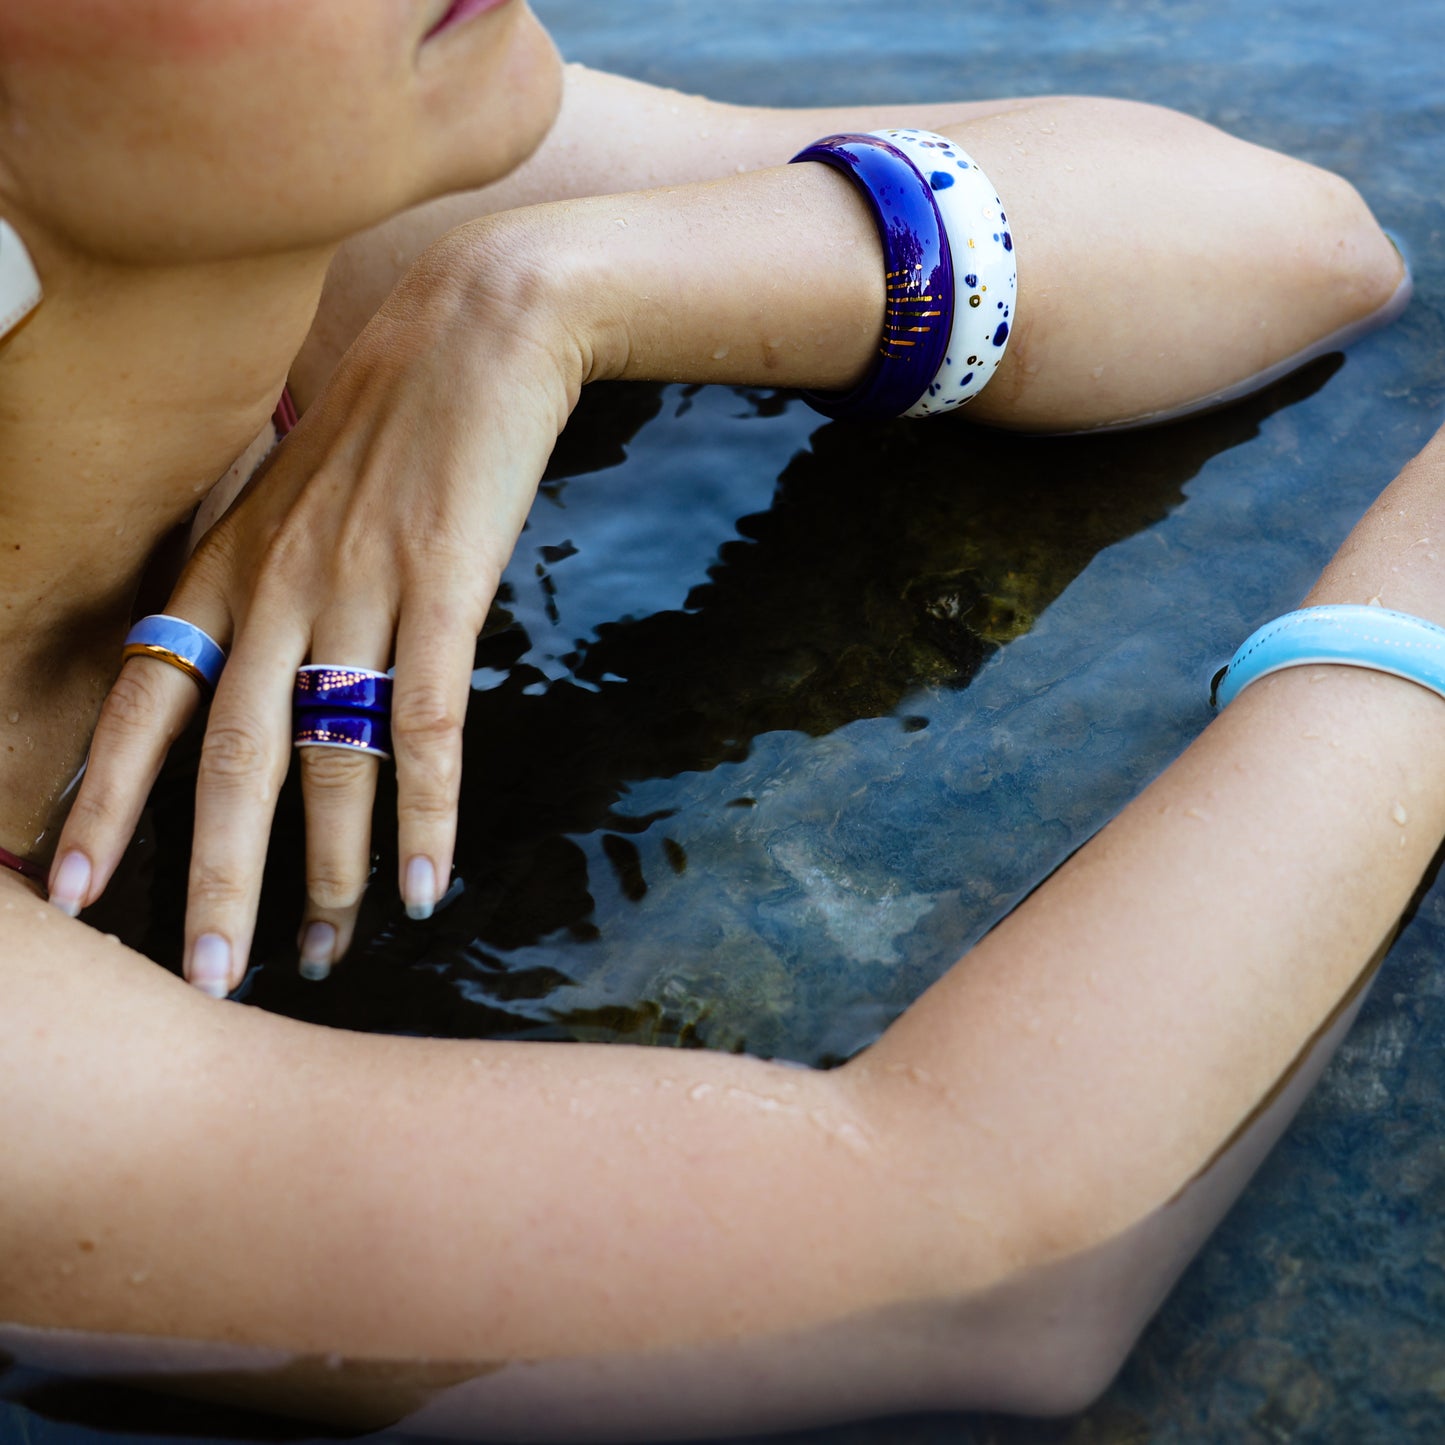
[
  {"xmin": 404, "ymin": 855, "xmax": 437, "ymax": 921},
  {"xmin": 189, "ymin": 933, "xmax": 232, "ymax": 999},
  {"xmin": 298, "ymin": 921, "xmax": 336, "ymax": 982},
  {"xmin": 49, "ymin": 850, "xmax": 92, "ymax": 918}
]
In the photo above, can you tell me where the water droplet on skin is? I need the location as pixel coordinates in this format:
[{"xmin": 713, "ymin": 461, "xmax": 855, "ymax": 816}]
[
  {"xmin": 883, "ymin": 1062, "xmax": 934, "ymax": 1088},
  {"xmin": 807, "ymin": 1108, "xmax": 871, "ymax": 1155},
  {"xmin": 1393, "ymin": 803, "xmax": 1408, "ymax": 826},
  {"xmin": 6, "ymin": 710, "xmax": 17, "ymax": 724},
  {"xmin": 727, "ymin": 1086, "xmax": 786, "ymax": 1112},
  {"xmin": 712, "ymin": 345, "xmax": 730, "ymax": 361}
]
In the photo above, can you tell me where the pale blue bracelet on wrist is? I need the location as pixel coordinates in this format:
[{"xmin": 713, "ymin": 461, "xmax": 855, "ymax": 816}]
[{"xmin": 1210, "ymin": 604, "xmax": 1445, "ymax": 708}]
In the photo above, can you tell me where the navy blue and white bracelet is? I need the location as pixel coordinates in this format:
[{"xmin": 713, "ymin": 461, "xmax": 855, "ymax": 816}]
[
  {"xmin": 1211, "ymin": 604, "xmax": 1445, "ymax": 709},
  {"xmin": 789, "ymin": 129, "xmax": 1016, "ymax": 421}
]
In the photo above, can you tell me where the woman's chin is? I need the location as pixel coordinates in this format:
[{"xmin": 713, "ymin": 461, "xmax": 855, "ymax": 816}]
[{"xmin": 423, "ymin": 2, "xmax": 564, "ymax": 200}]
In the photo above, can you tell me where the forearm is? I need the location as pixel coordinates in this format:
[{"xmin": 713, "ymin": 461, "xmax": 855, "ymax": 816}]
[
  {"xmin": 293, "ymin": 62, "xmax": 1031, "ymax": 382},
  {"xmin": 422, "ymin": 96, "xmax": 1402, "ymax": 433},
  {"xmin": 0, "ymin": 913, "xmax": 925, "ymax": 1363},
  {"xmin": 860, "ymin": 421, "xmax": 1445, "ymax": 1275}
]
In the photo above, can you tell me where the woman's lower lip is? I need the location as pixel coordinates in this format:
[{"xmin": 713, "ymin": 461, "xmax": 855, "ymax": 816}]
[{"xmin": 425, "ymin": 0, "xmax": 510, "ymax": 41}]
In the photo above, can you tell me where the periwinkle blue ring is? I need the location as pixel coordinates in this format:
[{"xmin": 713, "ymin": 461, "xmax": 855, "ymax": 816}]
[
  {"xmin": 1212, "ymin": 604, "xmax": 1445, "ymax": 709},
  {"xmin": 121, "ymin": 614, "xmax": 227, "ymax": 693},
  {"xmin": 789, "ymin": 133, "xmax": 954, "ymax": 420},
  {"xmin": 293, "ymin": 711, "xmax": 392, "ymax": 760},
  {"xmin": 293, "ymin": 665, "xmax": 393, "ymax": 715}
]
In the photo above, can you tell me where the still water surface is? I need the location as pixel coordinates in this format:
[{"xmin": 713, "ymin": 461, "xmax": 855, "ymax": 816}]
[{"xmin": 5, "ymin": 1, "xmax": 1444, "ymax": 1441}]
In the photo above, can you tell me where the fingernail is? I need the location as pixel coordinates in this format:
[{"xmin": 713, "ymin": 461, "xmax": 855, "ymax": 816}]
[
  {"xmin": 404, "ymin": 855, "xmax": 437, "ymax": 921},
  {"xmin": 49, "ymin": 850, "xmax": 92, "ymax": 918},
  {"xmin": 298, "ymin": 921, "xmax": 336, "ymax": 982},
  {"xmin": 189, "ymin": 933, "xmax": 232, "ymax": 999}
]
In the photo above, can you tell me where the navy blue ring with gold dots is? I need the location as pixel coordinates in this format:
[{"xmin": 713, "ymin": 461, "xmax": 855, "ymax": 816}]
[
  {"xmin": 789, "ymin": 133, "xmax": 953, "ymax": 420},
  {"xmin": 293, "ymin": 712, "xmax": 392, "ymax": 759},
  {"xmin": 293, "ymin": 664, "xmax": 393, "ymax": 759},
  {"xmin": 293, "ymin": 664, "xmax": 393, "ymax": 715}
]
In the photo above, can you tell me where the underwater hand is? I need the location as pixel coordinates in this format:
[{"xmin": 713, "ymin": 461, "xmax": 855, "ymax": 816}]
[{"xmin": 50, "ymin": 229, "xmax": 584, "ymax": 992}]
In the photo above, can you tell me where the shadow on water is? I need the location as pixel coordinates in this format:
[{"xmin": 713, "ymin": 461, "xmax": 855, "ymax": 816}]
[{"xmin": 102, "ymin": 358, "xmax": 1342, "ymax": 1055}]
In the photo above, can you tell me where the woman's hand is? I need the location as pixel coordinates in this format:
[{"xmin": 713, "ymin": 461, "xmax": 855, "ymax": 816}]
[
  {"xmin": 50, "ymin": 98, "xmax": 1405, "ymax": 995},
  {"xmin": 47, "ymin": 161, "xmax": 888, "ymax": 996},
  {"xmin": 51, "ymin": 227, "xmax": 587, "ymax": 991}
]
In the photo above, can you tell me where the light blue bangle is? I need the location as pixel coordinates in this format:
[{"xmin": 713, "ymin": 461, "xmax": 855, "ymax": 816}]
[
  {"xmin": 121, "ymin": 613, "xmax": 227, "ymax": 694},
  {"xmin": 1211, "ymin": 604, "xmax": 1445, "ymax": 708}
]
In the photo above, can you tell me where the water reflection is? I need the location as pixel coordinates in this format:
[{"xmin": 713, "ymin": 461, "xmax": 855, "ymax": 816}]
[{"xmin": 119, "ymin": 361, "xmax": 1342, "ymax": 1060}]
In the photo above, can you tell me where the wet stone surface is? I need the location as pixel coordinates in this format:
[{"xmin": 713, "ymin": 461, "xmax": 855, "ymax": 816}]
[{"xmin": 7, "ymin": 1, "xmax": 1444, "ymax": 1443}]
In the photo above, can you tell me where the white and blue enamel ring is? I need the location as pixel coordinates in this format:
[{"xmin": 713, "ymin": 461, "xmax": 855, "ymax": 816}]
[
  {"xmin": 869, "ymin": 129, "xmax": 1017, "ymax": 417},
  {"xmin": 121, "ymin": 614, "xmax": 227, "ymax": 695}
]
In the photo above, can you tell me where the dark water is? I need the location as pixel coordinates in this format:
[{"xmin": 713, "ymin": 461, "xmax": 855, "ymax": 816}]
[{"xmin": 6, "ymin": 1, "xmax": 1445, "ymax": 1442}]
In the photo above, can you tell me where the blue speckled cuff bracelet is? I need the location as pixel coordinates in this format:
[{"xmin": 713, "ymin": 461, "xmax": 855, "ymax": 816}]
[
  {"xmin": 1211, "ymin": 605, "xmax": 1445, "ymax": 709},
  {"xmin": 789, "ymin": 129, "xmax": 1015, "ymax": 420},
  {"xmin": 870, "ymin": 129, "xmax": 1016, "ymax": 417}
]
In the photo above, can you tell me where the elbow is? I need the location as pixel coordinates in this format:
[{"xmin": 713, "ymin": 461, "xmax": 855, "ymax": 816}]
[
  {"xmin": 899, "ymin": 1252, "xmax": 1158, "ymax": 1420},
  {"xmin": 1263, "ymin": 153, "xmax": 1409, "ymax": 353},
  {"xmin": 1300, "ymin": 165, "xmax": 1409, "ymax": 332},
  {"xmin": 926, "ymin": 1246, "xmax": 1151, "ymax": 1419}
]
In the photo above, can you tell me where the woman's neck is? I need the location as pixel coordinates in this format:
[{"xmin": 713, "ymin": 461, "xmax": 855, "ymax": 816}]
[{"xmin": 0, "ymin": 238, "xmax": 334, "ymax": 861}]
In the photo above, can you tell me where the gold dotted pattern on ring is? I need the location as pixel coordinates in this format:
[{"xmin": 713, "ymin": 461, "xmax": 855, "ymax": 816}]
[{"xmin": 297, "ymin": 667, "xmax": 376, "ymax": 695}]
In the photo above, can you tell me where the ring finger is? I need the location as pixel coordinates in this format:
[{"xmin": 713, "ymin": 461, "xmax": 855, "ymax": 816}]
[{"xmin": 294, "ymin": 609, "xmax": 395, "ymax": 979}]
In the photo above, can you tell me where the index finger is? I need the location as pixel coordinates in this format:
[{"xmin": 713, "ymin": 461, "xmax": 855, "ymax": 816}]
[{"xmin": 49, "ymin": 613, "xmax": 226, "ymax": 916}]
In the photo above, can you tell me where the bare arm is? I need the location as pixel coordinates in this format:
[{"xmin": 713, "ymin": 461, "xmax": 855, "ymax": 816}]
[
  {"xmin": 54, "ymin": 88, "xmax": 1406, "ymax": 989},
  {"xmin": 295, "ymin": 68, "xmax": 1401, "ymax": 429},
  {"xmin": 293, "ymin": 64, "xmax": 1041, "ymax": 387},
  {"xmin": 7, "ymin": 424, "xmax": 1445, "ymax": 1430}
]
